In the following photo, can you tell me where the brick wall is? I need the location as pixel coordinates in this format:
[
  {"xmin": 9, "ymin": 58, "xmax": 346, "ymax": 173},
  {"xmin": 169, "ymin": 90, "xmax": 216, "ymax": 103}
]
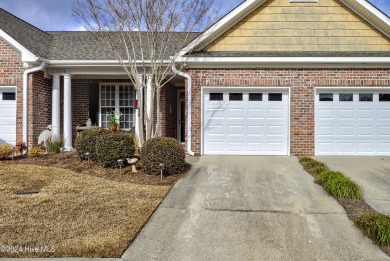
[
  {"xmin": 0, "ymin": 38, "xmax": 24, "ymax": 144},
  {"xmin": 30, "ymin": 71, "xmax": 52, "ymax": 147},
  {"xmin": 187, "ymin": 68, "xmax": 390, "ymax": 156}
]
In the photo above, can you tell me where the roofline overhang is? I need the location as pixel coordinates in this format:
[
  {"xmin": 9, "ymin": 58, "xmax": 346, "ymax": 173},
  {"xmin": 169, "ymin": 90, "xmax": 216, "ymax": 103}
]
[
  {"xmin": 47, "ymin": 59, "xmax": 172, "ymax": 67},
  {"xmin": 176, "ymin": 56, "xmax": 390, "ymax": 69},
  {"xmin": 0, "ymin": 29, "xmax": 38, "ymax": 62}
]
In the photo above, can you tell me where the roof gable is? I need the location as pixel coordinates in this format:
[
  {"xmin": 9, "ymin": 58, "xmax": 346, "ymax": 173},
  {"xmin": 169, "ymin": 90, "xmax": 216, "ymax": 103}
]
[
  {"xmin": 204, "ymin": 0, "xmax": 390, "ymax": 52},
  {"xmin": 180, "ymin": 0, "xmax": 390, "ymax": 55}
]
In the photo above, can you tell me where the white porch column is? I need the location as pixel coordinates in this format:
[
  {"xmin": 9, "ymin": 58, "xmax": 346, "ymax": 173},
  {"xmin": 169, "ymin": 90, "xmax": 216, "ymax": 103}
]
[
  {"xmin": 63, "ymin": 74, "xmax": 73, "ymax": 150},
  {"xmin": 51, "ymin": 74, "xmax": 61, "ymax": 139},
  {"xmin": 134, "ymin": 74, "xmax": 143, "ymax": 146}
]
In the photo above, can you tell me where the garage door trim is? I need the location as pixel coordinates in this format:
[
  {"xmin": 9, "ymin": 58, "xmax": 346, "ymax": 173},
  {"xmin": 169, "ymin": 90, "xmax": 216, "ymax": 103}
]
[{"xmin": 201, "ymin": 86, "xmax": 291, "ymax": 156}]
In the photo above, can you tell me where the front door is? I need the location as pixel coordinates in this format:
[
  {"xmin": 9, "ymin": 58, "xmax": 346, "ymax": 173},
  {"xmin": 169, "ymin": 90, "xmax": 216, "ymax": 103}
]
[{"xmin": 177, "ymin": 90, "xmax": 185, "ymax": 143}]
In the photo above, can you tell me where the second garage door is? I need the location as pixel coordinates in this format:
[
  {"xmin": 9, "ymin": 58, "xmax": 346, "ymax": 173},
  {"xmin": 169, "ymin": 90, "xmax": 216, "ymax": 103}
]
[
  {"xmin": 203, "ymin": 88, "xmax": 289, "ymax": 155},
  {"xmin": 315, "ymin": 89, "xmax": 390, "ymax": 156}
]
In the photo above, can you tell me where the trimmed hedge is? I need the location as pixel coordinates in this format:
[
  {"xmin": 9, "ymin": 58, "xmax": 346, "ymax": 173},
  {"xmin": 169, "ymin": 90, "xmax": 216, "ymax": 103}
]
[
  {"xmin": 356, "ymin": 213, "xmax": 390, "ymax": 246},
  {"xmin": 140, "ymin": 137, "xmax": 185, "ymax": 175},
  {"xmin": 95, "ymin": 132, "xmax": 135, "ymax": 168},
  {"xmin": 75, "ymin": 128, "xmax": 108, "ymax": 161}
]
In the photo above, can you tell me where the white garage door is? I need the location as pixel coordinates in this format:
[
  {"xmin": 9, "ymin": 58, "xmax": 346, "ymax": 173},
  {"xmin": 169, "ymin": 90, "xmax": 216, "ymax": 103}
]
[
  {"xmin": 0, "ymin": 87, "xmax": 16, "ymax": 145},
  {"xmin": 203, "ymin": 88, "xmax": 289, "ymax": 155},
  {"xmin": 316, "ymin": 90, "xmax": 390, "ymax": 156}
]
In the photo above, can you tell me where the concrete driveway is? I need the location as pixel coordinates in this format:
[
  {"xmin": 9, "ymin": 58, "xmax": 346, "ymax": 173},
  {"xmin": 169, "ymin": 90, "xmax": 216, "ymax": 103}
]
[
  {"xmin": 123, "ymin": 156, "xmax": 388, "ymax": 261},
  {"xmin": 315, "ymin": 156, "xmax": 390, "ymax": 215}
]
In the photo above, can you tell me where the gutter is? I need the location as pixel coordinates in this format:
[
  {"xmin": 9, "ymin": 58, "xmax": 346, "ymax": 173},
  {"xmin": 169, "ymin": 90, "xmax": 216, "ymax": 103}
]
[
  {"xmin": 172, "ymin": 63, "xmax": 195, "ymax": 156},
  {"xmin": 23, "ymin": 61, "xmax": 46, "ymax": 144}
]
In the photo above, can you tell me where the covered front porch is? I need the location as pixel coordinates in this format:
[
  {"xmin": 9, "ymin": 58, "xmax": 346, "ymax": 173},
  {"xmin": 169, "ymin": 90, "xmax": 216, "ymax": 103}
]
[{"xmin": 28, "ymin": 69, "xmax": 186, "ymax": 150}]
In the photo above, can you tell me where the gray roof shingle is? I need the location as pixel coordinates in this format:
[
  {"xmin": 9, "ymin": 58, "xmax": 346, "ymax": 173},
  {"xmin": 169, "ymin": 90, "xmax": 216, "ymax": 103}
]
[{"xmin": 0, "ymin": 8, "xmax": 51, "ymax": 58}]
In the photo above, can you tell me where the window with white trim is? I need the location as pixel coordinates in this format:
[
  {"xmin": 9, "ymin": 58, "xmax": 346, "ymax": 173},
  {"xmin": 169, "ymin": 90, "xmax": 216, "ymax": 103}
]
[{"xmin": 100, "ymin": 84, "xmax": 135, "ymax": 129}]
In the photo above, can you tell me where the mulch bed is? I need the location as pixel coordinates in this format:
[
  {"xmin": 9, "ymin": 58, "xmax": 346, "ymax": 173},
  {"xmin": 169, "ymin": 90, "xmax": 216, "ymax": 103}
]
[
  {"xmin": 301, "ymin": 162, "xmax": 390, "ymax": 257},
  {"xmin": 2, "ymin": 151, "xmax": 189, "ymax": 186}
]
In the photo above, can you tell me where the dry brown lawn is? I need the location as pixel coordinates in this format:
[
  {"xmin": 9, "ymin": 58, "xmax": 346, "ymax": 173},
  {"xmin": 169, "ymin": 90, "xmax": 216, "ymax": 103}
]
[{"xmin": 0, "ymin": 163, "xmax": 170, "ymax": 258}]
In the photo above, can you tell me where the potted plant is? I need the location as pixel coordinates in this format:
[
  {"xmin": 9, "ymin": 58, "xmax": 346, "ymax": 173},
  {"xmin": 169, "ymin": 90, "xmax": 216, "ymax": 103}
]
[{"xmin": 108, "ymin": 110, "xmax": 122, "ymax": 132}]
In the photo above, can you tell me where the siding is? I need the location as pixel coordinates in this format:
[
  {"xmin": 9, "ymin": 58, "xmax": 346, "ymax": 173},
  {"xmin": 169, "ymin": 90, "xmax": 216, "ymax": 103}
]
[{"xmin": 204, "ymin": 0, "xmax": 390, "ymax": 52}]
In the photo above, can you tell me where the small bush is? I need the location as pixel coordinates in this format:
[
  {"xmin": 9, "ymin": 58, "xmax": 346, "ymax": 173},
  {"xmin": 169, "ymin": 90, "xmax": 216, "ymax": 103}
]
[
  {"xmin": 319, "ymin": 170, "xmax": 344, "ymax": 184},
  {"xmin": 46, "ymin": 137, "xmax": 64, "ymax": 153},
  {"xmin": 320, "ymin": 172, "xmax": 362, "ymax": 199},
  {"xmin": 299, "ymin": 157, "xmax": 329, "ymax": 175},
  {"xmin": 28, "ymin": 147, "xmax": 45, "ymax": 157},
  {"xmin": 75, "ymin": 128, "xmax": 107, "ymax": 161},
  {"xmin": 356, "ymin": 213, "xmax": 390, "ymax": 246},
  {"xmin": 95, "ymin": 132, "xmax": 135, "ymax": 168},
  {"xmin": 0, "ymin": 144, "xmax": 12, "ymax": 159},
  {"xmin": 141, "ymin": 137, "xmax": 185, "ymax": 175}
]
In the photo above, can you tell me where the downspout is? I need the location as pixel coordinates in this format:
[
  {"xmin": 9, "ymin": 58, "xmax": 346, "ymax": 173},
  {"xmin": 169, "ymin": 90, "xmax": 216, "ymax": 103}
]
[
  {"xmin": 172, "ymin": 63, "xmax": 195, "ymax": 156},
  {"xmin": 23, "ymin": 61, "xmax": 46, "ymax": 145}
]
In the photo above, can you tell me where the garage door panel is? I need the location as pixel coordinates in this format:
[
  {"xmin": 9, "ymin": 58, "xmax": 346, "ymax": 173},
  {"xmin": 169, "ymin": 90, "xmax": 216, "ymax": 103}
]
[
  {"xmin": 247, "ymin": 108, "xmax": 264, "ymax": 119},
  {"xmin": 267, "ymin": 108, "xmax": 284, "ymax": 119},
  {"xmin": 378, "ymin": 143, "xmax": 390, "ymax": 153},
  {"xmin": 357, "ymin": 143, "xmax": 374, "ymax": 153},
  {"xmin": 378, "ymin": 126, "xmax": 390, "ymax": 136},
  {"xmin": 378, "ymin": 110, "xmax": 390, "ymax": 120},
  {"xmin": 227, "ymin": 125, "xmax": 244, "ymax": 135},
  {"xmin": 357, "ymin": 109, "xmax": 374, "ymax": 119},
  {"xmin": 338, "ymin": 126, "xmax": 354, "ymax": 136},
  {"xmin": 338, "ymin": 109, "xmax": 354, "ymax": 119},
  {"xmin": 357, "ymin": 126, "xmax": 374, "ymax": 136},
  {"xmin": 247, "ymin": 125, "xmax": 263, "ymax": 136},
  {"xmin": 318, "ymin": 125, "xmax": 334, "ymax": 136},
  {"xmin": 316, "ymin": 90, "xmax": 390, "ymax": 156},
  {"xmin": 227, "ymin": 108, "xmax": 244, "ymax": 119},
  {"xmin": 318, "ymin": 109, "xmax": 334, "ymax": 119},
  {"xmin": 204, "ymin": 89, "xmax": 289, "ymax": 155}
]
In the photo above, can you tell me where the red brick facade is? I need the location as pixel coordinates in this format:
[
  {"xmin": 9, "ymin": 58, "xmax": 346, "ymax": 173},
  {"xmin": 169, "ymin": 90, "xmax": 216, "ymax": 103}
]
[{"xmin": 187, "ymin": 68, "xmax": 390, "ymax": 156}]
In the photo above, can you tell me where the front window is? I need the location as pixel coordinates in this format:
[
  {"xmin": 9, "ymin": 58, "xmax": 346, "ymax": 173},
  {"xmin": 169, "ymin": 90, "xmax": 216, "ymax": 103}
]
[{"xmin": 100, "ymin": 84, "xmax": 135, "ymax": 129}]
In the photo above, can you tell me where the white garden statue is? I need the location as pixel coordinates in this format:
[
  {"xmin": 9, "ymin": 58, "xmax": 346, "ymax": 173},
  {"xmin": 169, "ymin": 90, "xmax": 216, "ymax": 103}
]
[{"xmin": 38, "ymin": 125, "xmax": 53, "ymax": 146}]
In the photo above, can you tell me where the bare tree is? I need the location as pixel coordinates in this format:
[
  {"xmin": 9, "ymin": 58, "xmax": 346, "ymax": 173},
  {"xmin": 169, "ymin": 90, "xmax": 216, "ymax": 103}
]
[{"xmin": 73, "ymin": 0, "xmax": 216, "ymax": 145}]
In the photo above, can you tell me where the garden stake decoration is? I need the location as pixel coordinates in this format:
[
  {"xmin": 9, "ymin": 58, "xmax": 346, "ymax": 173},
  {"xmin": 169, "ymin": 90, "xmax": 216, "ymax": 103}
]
[
  {"xmin": 159, "ymin": 163, "xmax": 164, "ymax": 183},
  {"xmin": 118, "ymin": 159, "xmax": 124, "ymax": 174},
  {"xmin": 85, "ymin": 152, "xmax": 91, "ymax": 164},
  {"xmin": 59, "ymin": 147, "xmax": 64, "ymax": 160}
]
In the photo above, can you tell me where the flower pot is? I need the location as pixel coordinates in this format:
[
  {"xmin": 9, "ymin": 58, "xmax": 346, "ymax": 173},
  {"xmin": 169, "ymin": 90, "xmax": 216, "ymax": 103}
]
[{"xmin": 108, "ymin": 124, "xmax": 118, "ymax": 133}]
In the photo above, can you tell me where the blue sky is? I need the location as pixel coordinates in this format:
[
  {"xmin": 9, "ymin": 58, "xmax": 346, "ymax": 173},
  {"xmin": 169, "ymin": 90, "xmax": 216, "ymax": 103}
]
[{"xmin": 0, "ymin": 0, "xmax": 389, "ymax": 31}]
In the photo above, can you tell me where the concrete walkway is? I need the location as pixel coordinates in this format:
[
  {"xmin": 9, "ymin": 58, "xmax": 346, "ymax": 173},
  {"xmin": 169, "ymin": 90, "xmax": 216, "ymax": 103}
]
[
  {"xmin": 316, "ymin": 156, "xmax": 390, "ymax": 215},
  {"xmin": 123, "ymin": 156, "xmax": 389, "ymax": 261}
]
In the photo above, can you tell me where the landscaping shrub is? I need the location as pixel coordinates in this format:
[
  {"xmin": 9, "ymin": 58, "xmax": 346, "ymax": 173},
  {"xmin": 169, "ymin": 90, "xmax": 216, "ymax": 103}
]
[
  {"xmin": 356, "ymin": 213, "xmax": 390, "ymax": 246},
  {"xmin": 28, "ymin": 147, "xmax": 45, "ymax": 157},
  {"xmin": 95, "ymin": 132, "xmax": 135, "ymax": 168},
  {"xmin": 75, "ymin": 128, "xmax": 107, "ymax": 161},
  {"xmin": 0, "ymin": 144, "xmax": 12, "ymax": 159},
  {"xmin": 299, "ymin": 157, "xmax": 329, "ymax": 175},
  {"xmin": 15, "ymin": 141, "xmax": 27, "ymax": 155},
  {"xmin": 140, "ymin": 137, "xmax": 185, "ymax": 175},
  {"xmin": 46, "ymin": 137, "xmax": 64, "ymax": 153},
  {"xmin": 320, "ymin": 171, "xmax": 362, "ymax": 199},
  {"xmin": 319, "ymin": 170, "xmax": 344, "ymax": 184}
]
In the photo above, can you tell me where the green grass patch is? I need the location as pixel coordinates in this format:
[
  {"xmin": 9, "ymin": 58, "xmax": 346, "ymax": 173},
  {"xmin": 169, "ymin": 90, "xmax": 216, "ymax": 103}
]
[{"xmin": 356, "ymin": 213, "xmax": 390, "ymax": 246}]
